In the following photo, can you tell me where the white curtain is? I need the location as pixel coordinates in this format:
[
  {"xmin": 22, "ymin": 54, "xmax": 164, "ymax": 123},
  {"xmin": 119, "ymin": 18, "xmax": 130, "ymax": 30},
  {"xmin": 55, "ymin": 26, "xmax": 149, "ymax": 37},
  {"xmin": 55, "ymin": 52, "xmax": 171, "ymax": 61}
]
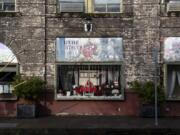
[{"xmin": 169, "ymin": 70, "xmax": 180, "ymax": 98}]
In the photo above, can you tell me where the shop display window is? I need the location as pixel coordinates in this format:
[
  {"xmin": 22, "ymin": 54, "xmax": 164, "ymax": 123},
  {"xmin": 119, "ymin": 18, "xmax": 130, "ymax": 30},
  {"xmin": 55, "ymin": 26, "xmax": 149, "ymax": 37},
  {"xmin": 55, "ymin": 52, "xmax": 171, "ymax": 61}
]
[
  {"xmin": 56, "ymin": 37, "xmax": 124, "ymax": 100},
  {"xmin": 166, "ymin": 64, "xmax": 180, "ymax": 99},
  {"xmin": 0, "ymin": 66, "xmax": 17, "ymax": 94},
  {"xmin": 56, "ymin": 64, "xmax": 122, "ymax": 99},
  {"xmin": 164, "ymin": 37, "xmax": 180, "ymax": 100}
]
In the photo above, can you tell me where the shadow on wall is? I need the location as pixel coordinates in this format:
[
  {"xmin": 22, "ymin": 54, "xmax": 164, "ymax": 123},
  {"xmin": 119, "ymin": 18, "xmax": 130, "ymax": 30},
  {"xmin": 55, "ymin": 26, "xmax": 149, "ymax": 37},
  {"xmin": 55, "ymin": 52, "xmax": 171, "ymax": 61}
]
[{"xmin": 0, "ymin": 101, "xmax": 17, "ymax": 117}]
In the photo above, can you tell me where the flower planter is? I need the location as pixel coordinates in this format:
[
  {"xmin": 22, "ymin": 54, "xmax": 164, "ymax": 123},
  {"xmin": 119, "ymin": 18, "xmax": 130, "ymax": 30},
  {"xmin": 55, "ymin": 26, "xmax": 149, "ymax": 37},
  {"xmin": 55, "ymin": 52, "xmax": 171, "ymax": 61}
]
[
  {"xmin": 17, "ymin": 104, "xmax": 36, "ymax": 118},
  {"xmin": 140, "ymin": 104, "xmax": 161, "ymax": 118}
]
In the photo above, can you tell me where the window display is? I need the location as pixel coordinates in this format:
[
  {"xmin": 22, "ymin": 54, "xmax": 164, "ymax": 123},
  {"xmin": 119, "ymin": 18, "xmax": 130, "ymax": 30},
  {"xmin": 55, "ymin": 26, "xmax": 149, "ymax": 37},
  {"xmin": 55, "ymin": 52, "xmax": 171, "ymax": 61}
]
[
  {"xmin": 164, "ymin": 37, "xmax": 180, "ymax": 100},
  {"xmin": 56, "ymin": 37, "xmax": 124, "ymax": 100},
  {"xmin": 57, "ymin": 64, "xmax": 122, "ymax": 99}
]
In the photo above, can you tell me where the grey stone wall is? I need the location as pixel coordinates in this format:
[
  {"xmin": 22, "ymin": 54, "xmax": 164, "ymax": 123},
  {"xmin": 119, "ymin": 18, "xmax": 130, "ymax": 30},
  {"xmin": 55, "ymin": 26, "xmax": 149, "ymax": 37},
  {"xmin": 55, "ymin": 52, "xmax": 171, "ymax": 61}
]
[
  {"xmin": 0, "ymin": 0, "xmax": 179, "ymax": 91},
  {"xmin": 0, "ymin": 0, "xmax": 45, "ymax": 79}
]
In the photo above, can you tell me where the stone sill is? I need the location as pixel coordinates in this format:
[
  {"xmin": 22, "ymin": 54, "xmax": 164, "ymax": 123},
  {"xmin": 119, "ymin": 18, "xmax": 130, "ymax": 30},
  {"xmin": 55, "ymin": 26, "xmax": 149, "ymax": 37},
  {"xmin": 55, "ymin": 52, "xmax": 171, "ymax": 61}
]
[
  {"xmin": 0, "ymin": 12, "xmax": 22, "ymax": 17},
  {"xmin": 0, "ymin": 94, "xmax": 17, "ymax": 101},
  {"xmin": 55, "ymin": 12, "xmax": 133, "ymax": 18}
]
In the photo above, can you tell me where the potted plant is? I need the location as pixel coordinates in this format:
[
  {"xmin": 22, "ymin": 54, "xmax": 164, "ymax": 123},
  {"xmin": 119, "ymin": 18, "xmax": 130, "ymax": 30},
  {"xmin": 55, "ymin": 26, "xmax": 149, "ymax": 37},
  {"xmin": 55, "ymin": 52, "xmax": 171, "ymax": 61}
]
[
  {"xmin": 12, "ymin": 75, "xmax": 45, "ymax": 118},
  {"xmin": 129, "ymin": 80, "xmax": 165, "ymax": 117}
]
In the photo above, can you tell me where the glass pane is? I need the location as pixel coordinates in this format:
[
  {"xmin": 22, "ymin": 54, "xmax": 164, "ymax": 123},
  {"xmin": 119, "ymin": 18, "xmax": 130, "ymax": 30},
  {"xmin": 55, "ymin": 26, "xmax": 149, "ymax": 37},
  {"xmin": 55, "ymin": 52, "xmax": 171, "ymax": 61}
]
[
  {"xmin": 107, "ymin": 4, "xmax": 120, "ymax": 12},
  {"xmin": 4, "ymin": 0, "xmax": 15, "ymax": 3},
  {"xmin": 0, "ymin": 3, "xmax": 3, "ymax": 10},
  {"xmin": 3, "ymin": 85, "xmax": 9, "ymax": 93},
  {"xmin": 94, "ymin": 4, "xmax": 106, "ymax": 12},
  {"xmin": 94, "ymin": 0, "xmax": 120, "ymax": 4},
  {"xmin": 0, "ymin": 85, "xmax": 3, "ymax": 93},
  {"xmin": 10, "ymin": 85, "xmax": 14, "ymax": 93},
  {"xmin": 59, "ymin": 0, "xmax": 84, "ymax": 3},
  {"xmin": 4, "ymin": 3, "xmax": 15, "ymax": 11},
  {"xmin": 167, "ymin": 65, "xmax": 180, "ymax": 98}
]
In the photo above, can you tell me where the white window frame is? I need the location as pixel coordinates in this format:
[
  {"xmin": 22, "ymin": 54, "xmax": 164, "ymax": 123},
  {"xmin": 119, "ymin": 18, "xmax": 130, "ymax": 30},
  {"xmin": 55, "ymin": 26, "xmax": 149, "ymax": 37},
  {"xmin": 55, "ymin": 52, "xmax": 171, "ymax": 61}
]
[
  {"xmin": 0, "ymin": 0, "xmax": 16, "ymax": 12},
  {"xmin": 57, "ymin": 0, "xmax": 85, "ymax": 13},
  {"xmin": 55, "ymin": 62, "xmax": 125, "ymax": 100},
  {"xmin": 93, "ymin": 0, "xmax": 123, "ymax": 13},
  {"xmin": 0, "ymin": 63, "xmax": 18, "ymax": 100}
]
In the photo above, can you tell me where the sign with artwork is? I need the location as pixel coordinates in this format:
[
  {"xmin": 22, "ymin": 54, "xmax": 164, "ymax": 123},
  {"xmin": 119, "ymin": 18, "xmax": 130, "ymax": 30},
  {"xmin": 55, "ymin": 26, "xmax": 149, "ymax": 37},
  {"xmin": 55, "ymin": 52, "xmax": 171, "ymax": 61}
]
[
  {"xmin": 0, "ymin": 42, "xmax": 18, "ymax": 63},
  {"xmin": 164, "ymin": 37, "xmax": 180, "ymax": 62},
  {"xmin": 56, "ymin": 38, "xmax": 123, "ymax": 62}
]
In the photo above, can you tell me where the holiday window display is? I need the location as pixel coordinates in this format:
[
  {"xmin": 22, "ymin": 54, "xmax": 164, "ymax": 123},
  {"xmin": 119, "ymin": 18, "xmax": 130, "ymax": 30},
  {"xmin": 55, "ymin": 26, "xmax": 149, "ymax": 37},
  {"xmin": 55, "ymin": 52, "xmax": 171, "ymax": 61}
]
[
  {"xmin": 57, "ymin": 65, "xmax": 121, "ymax": 97},
  {"xmin": 56, "ymin": 37, "xmax": 123, "ymax": 99}
]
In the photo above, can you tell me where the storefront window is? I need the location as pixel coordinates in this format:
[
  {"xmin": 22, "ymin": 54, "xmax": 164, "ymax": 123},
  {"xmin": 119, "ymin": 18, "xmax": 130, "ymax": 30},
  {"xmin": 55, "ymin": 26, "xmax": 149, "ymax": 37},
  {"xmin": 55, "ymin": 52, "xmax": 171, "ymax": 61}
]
[
  {"xmin": 164, "ymin": 37, "xmax": 180, "ymax": 100},
  {"xmin": 56, "ymin": 38, "xmax": 124, "ymax": 100}
]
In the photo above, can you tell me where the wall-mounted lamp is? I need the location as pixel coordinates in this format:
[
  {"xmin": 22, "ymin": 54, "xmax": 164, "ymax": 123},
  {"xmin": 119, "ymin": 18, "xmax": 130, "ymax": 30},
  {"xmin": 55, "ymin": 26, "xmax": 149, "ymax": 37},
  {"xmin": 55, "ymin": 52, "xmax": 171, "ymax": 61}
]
[{"xmin": 84, "ymin": 16, "xmax": 92, "ymax": 32}]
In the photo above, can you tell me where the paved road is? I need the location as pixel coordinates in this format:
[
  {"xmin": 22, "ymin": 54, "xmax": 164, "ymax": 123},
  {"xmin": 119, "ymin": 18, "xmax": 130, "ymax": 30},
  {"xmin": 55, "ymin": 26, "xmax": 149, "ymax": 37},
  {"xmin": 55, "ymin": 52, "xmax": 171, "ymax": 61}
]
[{"xmin": 0, "ymin": 116, "xmax": 180, "ymax": 129}]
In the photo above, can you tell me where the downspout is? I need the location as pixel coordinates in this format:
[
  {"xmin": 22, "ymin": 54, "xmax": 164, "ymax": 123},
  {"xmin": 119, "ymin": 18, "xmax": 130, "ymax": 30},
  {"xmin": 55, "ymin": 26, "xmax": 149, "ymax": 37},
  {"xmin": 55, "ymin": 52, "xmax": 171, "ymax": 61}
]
[{"xmin": 44, "ymin": 0, "xmax": 48, "ymax": 106}]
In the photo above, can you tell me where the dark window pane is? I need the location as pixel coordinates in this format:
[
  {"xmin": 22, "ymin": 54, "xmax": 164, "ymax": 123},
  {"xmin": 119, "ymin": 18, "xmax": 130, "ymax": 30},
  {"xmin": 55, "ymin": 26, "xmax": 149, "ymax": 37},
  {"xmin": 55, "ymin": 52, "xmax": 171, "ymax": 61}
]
[
  {"xmin": 4, "ymin": 3, "xmax": 15, "ymax": 11},
  {"xmin": 107, "ymin": 4, "xmax": 120, "ymax": 12},
  {"xmin": 94, "ymin": 4, "xmax": 106, "ymax": 12}
]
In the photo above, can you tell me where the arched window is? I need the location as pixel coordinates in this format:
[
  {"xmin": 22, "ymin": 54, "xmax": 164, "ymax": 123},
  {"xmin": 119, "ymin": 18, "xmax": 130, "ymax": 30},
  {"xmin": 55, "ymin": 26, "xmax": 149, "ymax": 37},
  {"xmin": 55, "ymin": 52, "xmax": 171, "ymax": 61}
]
[{"xmin": 0, "ymin": 42, "xmax": 18, "ymax": 98}]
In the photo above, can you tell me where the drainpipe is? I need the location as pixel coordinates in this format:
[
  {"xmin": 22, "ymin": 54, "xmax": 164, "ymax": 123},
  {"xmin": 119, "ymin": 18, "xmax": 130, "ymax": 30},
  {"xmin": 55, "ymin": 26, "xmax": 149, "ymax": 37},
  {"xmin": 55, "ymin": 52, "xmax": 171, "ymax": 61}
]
[{"xmin": 44, "ymin": 0, "xmax": 48, "ymax": 106}]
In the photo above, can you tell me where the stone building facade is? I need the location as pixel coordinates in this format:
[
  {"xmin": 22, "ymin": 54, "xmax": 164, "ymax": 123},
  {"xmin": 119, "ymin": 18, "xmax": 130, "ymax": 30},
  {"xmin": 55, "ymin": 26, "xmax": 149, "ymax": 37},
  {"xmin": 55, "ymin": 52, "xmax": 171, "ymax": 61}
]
[{"xmin": 0, "ymin": 0, "xmax": 180, "ymax": 117}]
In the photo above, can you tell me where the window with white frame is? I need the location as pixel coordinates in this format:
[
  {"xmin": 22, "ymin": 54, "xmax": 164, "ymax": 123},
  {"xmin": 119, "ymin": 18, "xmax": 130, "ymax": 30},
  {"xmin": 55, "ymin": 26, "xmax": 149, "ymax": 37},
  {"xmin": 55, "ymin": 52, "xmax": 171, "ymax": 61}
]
[
  {"xmin": 0, "ymin": 42, "xmax": 18, "ymax": 95},
  {"xmin": 93, "ymin": 0, "xmax": 121, "ymax": 13},
  {"xmin": 164, "ymin": 37, "xmax": 180, "ymax": 100},
  {"xmin": 56, "ymin": 38, "xmax": 124, "ymax": 100},
  {"xmin": 0, "ymin": 0, "xmax": 16, "ymax": 12},
  {"xmin": 57, "ymin": 0, "xmax": 85, "ymax": 13},
  {"xmin": 0, "ymin": 64, "xmax": 17, "ymax": 94}
]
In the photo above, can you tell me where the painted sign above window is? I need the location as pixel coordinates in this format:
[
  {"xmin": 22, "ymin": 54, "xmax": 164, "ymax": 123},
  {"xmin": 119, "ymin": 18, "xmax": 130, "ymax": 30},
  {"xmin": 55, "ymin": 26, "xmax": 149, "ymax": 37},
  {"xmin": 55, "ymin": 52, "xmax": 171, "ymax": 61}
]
[
  {"xmin": 0, "ymin": 42, "xmax": 18, "ymax": 63},
  {"xmin": 56, "ymin": 38, "xmax": 123, "ymax": 62},
  {"xmin": 164, "ymin": 37, "xmax": 180, "ymax": 62}
]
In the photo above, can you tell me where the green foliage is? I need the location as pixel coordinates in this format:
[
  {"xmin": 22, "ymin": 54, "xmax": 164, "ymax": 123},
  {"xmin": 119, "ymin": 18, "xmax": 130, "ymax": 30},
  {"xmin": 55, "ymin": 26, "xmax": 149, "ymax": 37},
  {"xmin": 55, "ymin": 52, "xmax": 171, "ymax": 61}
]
[
  {"xmin": 129, "ymin": 81, "xmax": 165, "ymax": 104},
  {"xmin": 12, "ymin": 75, "xmax": 45, "ymax": 101}
]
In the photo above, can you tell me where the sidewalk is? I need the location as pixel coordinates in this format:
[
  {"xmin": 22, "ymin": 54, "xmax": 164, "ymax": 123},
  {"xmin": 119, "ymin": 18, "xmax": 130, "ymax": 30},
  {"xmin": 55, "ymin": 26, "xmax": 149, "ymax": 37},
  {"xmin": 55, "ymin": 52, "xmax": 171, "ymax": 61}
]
[
  {"xmin": 0, "ymin": 116, "xmax": 180, "ymax": 135},
  {"xmin": 0, "ymin": 116, "xmax": 180, "ymax": 129}
]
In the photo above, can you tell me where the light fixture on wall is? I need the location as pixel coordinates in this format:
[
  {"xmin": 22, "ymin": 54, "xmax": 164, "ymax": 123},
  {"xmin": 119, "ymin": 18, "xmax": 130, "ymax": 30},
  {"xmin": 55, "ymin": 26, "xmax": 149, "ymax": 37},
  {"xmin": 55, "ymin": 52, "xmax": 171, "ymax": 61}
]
[{"xmin": 84, "ymin": 16, "xmax": 92, "ymax": 32}]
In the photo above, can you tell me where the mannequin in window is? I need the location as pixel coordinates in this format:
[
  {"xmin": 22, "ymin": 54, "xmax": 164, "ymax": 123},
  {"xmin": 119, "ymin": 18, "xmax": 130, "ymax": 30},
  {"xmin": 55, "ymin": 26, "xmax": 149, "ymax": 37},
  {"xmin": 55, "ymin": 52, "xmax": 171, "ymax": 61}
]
[{"xmin": 169, "ymin": 69, "xmax": 180, "ymax": 98}]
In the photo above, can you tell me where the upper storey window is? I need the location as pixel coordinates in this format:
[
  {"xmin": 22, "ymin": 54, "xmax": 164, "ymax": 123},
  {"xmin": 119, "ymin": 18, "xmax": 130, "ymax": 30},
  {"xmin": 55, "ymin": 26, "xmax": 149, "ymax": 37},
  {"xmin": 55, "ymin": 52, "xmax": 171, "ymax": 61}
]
[
  {"xmin": 58, "ymin": 0, "xmax": 85, "ymax": 13},
  {"xmin": 0, "ymin": 0, "xmax": 15, "ymax": 12},
  {"xmin": 57, "ymin": 0, "xmax": 122, "ymax": 13},
  {"xmin": 93, "ymin": 0, "xmax": 122, "ymax": 13},
  {"xmin": 167, "ymin": 0, "xmax": 180, "ymax": 13}
]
